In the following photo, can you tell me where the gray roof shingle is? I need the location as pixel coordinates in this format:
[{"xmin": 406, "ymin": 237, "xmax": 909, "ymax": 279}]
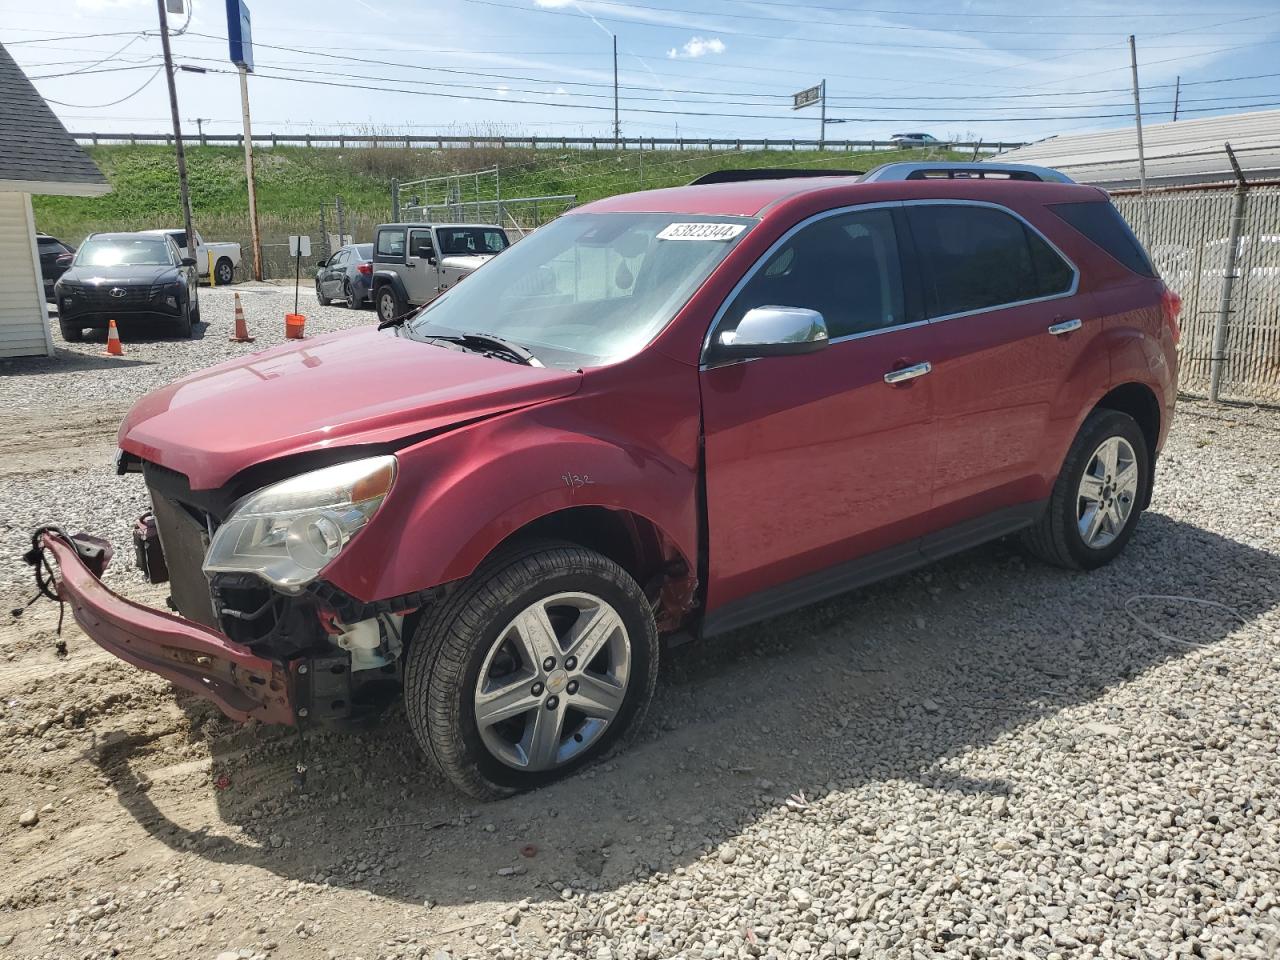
[{"xmin": 0, "ymin": 41, "xmax": 108, "ymax": 193}]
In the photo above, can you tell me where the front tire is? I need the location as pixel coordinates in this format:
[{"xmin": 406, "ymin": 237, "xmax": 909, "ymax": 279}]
[
  {"xmin": 59, "ymin": 321, "xmax": 83, "ymax": 342},
  {"xmin": 1021, "ymin": 409, "xmax": 1149, "ymax": 570},
  {"xmin": 376, "ymin": 285, "xmax": 405, "ymax": 324},
  {"xmin": 175, "ymin": 296, "xmax": 194, "ymax": 339},
  {"xmin": 315, "ymin": 281, "xmax": 331, "ymax": 306},
  {"xmin": 405, "ymin": 541, "xmax": 659, "ymax": 799}
]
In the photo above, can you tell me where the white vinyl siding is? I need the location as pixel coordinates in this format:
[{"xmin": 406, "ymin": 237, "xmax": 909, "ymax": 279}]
[{"xmin": 0, "ymin": 192, "xmax": 53, "ymax": 358}]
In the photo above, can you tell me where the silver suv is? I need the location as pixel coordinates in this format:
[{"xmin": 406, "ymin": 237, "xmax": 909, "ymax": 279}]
[{"xmin": 371, "ymin": 222, "xmax": 511, "ymax": 323}]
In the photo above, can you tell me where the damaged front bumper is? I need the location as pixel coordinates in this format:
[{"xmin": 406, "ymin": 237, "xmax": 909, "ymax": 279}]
[{"xmin": 39, "ymin": 532, "xmax": 299, "ymax": 726}]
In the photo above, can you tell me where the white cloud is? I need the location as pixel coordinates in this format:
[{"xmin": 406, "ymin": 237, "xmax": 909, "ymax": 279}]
[
  {"xmin": 75, "ymin": 0, "xmax": 147, "ymax": 9},
  {"xmin": 666, "ymin": 36, "xmax": 726, "ymax": 60},
  {"xmin": 533, "ymin": 0, "xmax": 574, "ymax": 7}
]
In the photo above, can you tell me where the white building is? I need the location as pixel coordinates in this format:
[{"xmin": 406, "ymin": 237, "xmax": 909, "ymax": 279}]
[
  {"xmin": 0, "ymin": 42, "xmax": 109, "ymax": 359},
  {"xmin": 994, "ymin": 110, "xmax": 1280, "ymax": 190}
]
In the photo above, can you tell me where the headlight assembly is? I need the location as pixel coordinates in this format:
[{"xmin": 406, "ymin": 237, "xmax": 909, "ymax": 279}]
[{"xmin": 203, "ymin": 456, "xmax": 397, "ymax": 590}]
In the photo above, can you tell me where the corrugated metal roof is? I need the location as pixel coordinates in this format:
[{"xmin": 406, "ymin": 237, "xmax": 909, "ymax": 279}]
[
  {"xmin": 0, "ymin": 42, "xmax": 108, "ymax": 195},
  {"xmin": 992, "ymin": 110, "xmax": 1280, "ymax": 189}
]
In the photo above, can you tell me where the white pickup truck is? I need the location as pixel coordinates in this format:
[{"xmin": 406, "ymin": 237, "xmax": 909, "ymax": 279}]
[{"xmin": 143, "ymin": 228, "xmax": 241, "ymax": 285}]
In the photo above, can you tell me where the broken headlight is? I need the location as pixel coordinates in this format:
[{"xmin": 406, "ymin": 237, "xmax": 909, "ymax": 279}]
[{"xmin": 204, "ymin": 456, "xmax": 396, "ymax": 591}]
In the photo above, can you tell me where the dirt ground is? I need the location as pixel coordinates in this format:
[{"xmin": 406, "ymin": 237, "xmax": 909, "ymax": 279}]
[{"xmin": 2, "ymin": 314, "xmax": 1279, "ymax": 959}]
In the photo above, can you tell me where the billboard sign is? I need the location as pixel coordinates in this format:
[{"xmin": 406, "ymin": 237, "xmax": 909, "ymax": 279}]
[
  {"xmin": 226, "ymin": 0, "xmax": 253, "ymax": 72},
  {"xmin": 793, "ymin": 84, "xmax": 822, "ymax": 110}
]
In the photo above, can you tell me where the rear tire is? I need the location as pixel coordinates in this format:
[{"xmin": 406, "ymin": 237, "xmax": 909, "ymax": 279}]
[
  {"xmin": 404, "ymin": 541, "xmax": 659, "ymax": 799},
  {"xmin": 214, "ymin": 257, "xmax": 234, "ymax": 286},
  {"xmin": 1021, "ymin": 409, "xmax": 1149, "ymax": 570},
  {"xmin": 59, "ymin": 321, "xmax": 83, "ymax": 342},
  {"xmin": 376, "ymin": 285, "xmax": 405, "ymax": 324},
  {"xmin": 344, "ymin": 280, "xmax": 358, "ymax": 309}
]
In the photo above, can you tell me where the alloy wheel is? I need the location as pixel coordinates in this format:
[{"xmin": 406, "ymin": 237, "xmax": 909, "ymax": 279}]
[
  {"xmin": 1077, "ymin": 436, "xmax": 1139, "ymax": 549},
  {"xmin": 473, "ymin": 592, "xmax": 631, "ymax": 772}
]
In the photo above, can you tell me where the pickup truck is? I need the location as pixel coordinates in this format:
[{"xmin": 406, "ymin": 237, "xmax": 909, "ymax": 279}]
[
  {"xmin": 370, "ymin": 222, "xmax": 510, "ymax": 324},
  {"xmin": 142, "ymin": 228, "xmax": 241, "ymax": 285}
]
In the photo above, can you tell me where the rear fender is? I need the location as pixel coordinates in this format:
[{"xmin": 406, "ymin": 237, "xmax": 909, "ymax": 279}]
[
  {"xmin": 371, "ymin": 270, "xmax": 409, "ymax": 303},
  {"xmin": 322, "ymin": 411, "xmax": 699, "ymax": 604}
]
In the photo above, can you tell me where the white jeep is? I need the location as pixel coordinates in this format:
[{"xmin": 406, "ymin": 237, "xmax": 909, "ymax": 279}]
[{"xmin": 370, "ymin": 222, "xmax": 510, "ymax": 324}]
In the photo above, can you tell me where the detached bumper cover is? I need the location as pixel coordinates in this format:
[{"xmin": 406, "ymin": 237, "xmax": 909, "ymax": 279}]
[{"xmin": 43, "ymin": 533, "xmax": 297, "ymax": 726}]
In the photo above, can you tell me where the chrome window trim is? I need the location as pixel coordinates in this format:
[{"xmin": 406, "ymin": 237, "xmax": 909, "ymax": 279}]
[{"xmin": 699, "ymin": 198, "xmax": 1080, "ymax": 367}]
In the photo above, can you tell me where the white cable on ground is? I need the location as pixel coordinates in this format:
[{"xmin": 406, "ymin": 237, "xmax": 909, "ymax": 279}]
[{"xmin": 1124, "ymin": 594, "xmax": 1247, "ymax": 650}]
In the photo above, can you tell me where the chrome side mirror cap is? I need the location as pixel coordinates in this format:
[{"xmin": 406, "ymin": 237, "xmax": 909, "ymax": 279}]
[{"xmin": 714, "ymin": 306, "xmax": 829, "ymax": 361}]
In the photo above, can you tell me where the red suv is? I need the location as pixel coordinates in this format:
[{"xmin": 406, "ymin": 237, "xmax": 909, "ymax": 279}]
[{"xmin": 32, "ymin": 162, "xmax": 1180, "ymax": 798}]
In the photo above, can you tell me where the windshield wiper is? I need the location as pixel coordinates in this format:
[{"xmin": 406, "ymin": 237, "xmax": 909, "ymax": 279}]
[{"xmin": 420, "ymin": 332, "xmax": 543, "ymax": 367}]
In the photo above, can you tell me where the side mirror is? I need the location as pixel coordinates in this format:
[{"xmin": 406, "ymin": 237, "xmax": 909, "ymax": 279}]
[
  {"xmin": 713, "ymin": 306, "xmax": 829, "ymax": 361},
  {"xmin": 316, "ymin": 258, "xmax": 328, "ymax": 267},
  {"xmin": 56, "ymin": 253, "xmax": 73, "ymax": 267},
  {"xmin": 180, "ymin": 257, "xmax": 197, "ymax": 267},
  {"xmin": 426, "ymin": 255, "xmax": 438, "ymax": 266}
]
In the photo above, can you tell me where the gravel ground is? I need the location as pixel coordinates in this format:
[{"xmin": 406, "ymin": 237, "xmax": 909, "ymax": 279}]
[{"xmin": 1, "ymin": 311, "xmax": 1279, "ymax": 960}]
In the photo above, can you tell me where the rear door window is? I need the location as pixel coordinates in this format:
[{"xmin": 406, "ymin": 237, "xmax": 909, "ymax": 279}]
[
  {"xmin": 1049, "ymin": 200, "xmax": 1157, "ymax": 278},
  {"xmin": 722, "ymin": 207, "xmax": 914, "ymax": 340},
  {"xmin": 907, "ymin": 204, "xmax": 1074, "ymax": 318}
]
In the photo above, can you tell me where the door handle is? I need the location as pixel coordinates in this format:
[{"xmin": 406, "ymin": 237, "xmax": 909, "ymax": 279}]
[
  {"xmin": 883, "ymin": 361, "xmax": 931, "ymax": 384},
  {"xmin": 1048, "ymin": 318, "xmax": 1082, "ymax": 336}
]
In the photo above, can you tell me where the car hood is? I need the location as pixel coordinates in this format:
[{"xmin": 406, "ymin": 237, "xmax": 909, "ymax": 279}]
[
  {"xmin": 119, "ymin": 326, "xmax": 583, "ymax": 490},
  {"xmin": 60, "ymin": 264, "xmax": 181, "ymax": 285},
  {"xmin": 439, "ymin": 253, "xmax": 496, "ymax": 272}
]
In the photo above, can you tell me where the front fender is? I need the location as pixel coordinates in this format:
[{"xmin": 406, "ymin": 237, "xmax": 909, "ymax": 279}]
[{"xmin": 322, "ymin": 401, "xmax": 700, "ymax": 602}]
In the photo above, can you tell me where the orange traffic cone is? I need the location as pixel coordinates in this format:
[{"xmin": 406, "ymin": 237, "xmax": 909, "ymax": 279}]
[
  {"xmin": 229, "ymin": 292, "xmax": 254, "ymax": 343},
  {"xmin": 106, "ymin": 319, "xmax": 123, "ymax": 356}
]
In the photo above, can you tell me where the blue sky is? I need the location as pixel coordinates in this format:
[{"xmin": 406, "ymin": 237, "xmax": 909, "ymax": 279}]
[{"xmin": 3, "ymin": 0, "xmax": 1279, "ymax": 144}]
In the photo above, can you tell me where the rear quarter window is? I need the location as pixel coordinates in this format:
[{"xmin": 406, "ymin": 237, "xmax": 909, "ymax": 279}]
[
  {"xmin": 1049, "ymin": 200, "xmax": 1157, "ymax": 278},
  {"xmin": 374, "ymin": 229, "xmax": 405, "ymax": 263}
]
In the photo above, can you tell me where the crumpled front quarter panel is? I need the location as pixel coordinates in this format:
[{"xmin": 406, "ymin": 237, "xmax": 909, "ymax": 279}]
[{"xmin": 322, "ymin": 350, "xmax": 704, "ymax": 602}]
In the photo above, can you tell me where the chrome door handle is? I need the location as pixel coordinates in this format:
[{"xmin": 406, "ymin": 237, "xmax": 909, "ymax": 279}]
[
  {"xmin": 1048, "ymin": 318, "xmax": 1082, "ymax": 336},
  {"xmin": 883, "ymin": 361, "xmax": 932, "ymax": 384}
]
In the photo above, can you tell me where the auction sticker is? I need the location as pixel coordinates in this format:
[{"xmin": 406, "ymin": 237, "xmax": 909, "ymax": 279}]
[{"xmin": 656, "ymin": 222, "xmax": 748, "ymax": 241}]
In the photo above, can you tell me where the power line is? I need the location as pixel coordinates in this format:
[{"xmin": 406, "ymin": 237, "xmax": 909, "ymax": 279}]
[
  {"xmin": 41, "ymin": 66, "xmax": 164, "ymax": 107},
  {"xmin": 460, "ymin": 0, "xmax": 1280, "ymax": 53}
]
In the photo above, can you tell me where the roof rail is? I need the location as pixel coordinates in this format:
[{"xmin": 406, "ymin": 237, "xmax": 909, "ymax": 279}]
[
  {"xmin": 860, "ymin": 162, "xmax": 1074, "ymax": 184},
  {"xmin": 689, "ymin": 168, "xmax": 862, "ymax": 186}
]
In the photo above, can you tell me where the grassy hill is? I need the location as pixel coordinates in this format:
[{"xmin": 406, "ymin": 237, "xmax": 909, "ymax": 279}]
[{"xmin": 33, "ymin": 143, "xmax": 963, "ymax": 277}]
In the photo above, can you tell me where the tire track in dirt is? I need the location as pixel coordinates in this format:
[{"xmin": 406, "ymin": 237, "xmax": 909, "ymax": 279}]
[{"xmin": 0, "ymin": 406, "xmax": 129, "ymax": 479}]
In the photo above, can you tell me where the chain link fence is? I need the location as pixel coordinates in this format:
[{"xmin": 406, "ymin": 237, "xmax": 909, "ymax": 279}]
[{"xmin": 1116, "ymin": 186, "xmax": 1280, "ymax": 406}]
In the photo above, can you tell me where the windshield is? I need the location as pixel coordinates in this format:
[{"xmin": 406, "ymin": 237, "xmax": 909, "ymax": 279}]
[
  {"xmin": 77, "ymin": 237, "xmax": 172, "ymax": 267},
  {"xmin": 436, "ymin": 226, "xmax": 509, "ymax": 256},
  {"xmin": 407, "ymin": 213, "xmax": 753, "ymax": 367}
]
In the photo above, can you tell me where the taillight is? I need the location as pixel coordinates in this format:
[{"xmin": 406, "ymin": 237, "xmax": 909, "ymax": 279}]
[
  {"xmin": 1160, "ymin": 285, "xmax": 1182, "ymax": 343},
  {"xmin": 357, "ymin": 262, "xmax": 372, "ymax": 276}
]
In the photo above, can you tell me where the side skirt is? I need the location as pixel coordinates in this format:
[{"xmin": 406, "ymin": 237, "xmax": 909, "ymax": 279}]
[{"xmin": 699, "ymin": 499, "xmax": 1047, "ymax": 640}]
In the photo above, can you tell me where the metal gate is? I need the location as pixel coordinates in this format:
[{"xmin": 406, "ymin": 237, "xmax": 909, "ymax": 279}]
[{"xmin": 1115, "ymin": 187, "xmax": 1280, "ymax": 405}]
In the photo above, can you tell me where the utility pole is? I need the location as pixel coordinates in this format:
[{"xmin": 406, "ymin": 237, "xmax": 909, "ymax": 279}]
[
  {"xmin": 192, "ymin": 116, "xmax": 208, "ymax": 145},
  {"xmin": 612, "ymin": 35, "xmax": 621, "ymax": 146},
  {"xmin": 819, "ymin": 79, "xmax": 827, "ymax": 146},
  {"xmin": 238, "ymin": 64, "xmax": 263, "ymax": 280},
  {"xmin": 1128, "ymin": 35, "xmax": 1149, "ymax": 238},
  {"xmin": 156, "ymin": 0, "xmax": 195, "ymax": 259},
  {"xmin": 1172, "ymin": 75, "xmax": 1182, "ymax": 122}
]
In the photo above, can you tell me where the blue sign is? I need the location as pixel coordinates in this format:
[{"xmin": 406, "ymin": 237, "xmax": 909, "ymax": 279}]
[{"xmin": 226, "ymin": 0, "xmax": 253, "ymax": 72}]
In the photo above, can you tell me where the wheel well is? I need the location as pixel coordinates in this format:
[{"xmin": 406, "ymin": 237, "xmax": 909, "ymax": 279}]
[
  {"xmin": 1095, "ymin": 382, "xmax": 1161, "ymax": 506},
  {"xmin": 497, "ymin": 507, "xmax": 696, "ymax": 629}
]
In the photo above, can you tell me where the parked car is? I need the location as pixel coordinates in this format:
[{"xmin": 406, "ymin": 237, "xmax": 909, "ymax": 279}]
[
  {"xmin": 315, "ymin": 243, "xmax": 374, "ymax": 308},
  {"xmin": 890, "ymin": 132, "xmax": 943, "ymax": 148},
  {"xmin": 53, "ymin": 232, "xmax": 199, "ymax": 341},
  {"xmin": 371, "ymin": 222, "xmax": 510, "ymax": 323},
  {"xmin": 37, "ymin": 233, "xmax": 76, "ymax": 303},
  {"xmin": 141, "ymin": 228, "xmax": 241, "ymax": 285},
  {"xmin": 33, "ymin": 162, "xmax": 1179, "ymax": 799}
]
